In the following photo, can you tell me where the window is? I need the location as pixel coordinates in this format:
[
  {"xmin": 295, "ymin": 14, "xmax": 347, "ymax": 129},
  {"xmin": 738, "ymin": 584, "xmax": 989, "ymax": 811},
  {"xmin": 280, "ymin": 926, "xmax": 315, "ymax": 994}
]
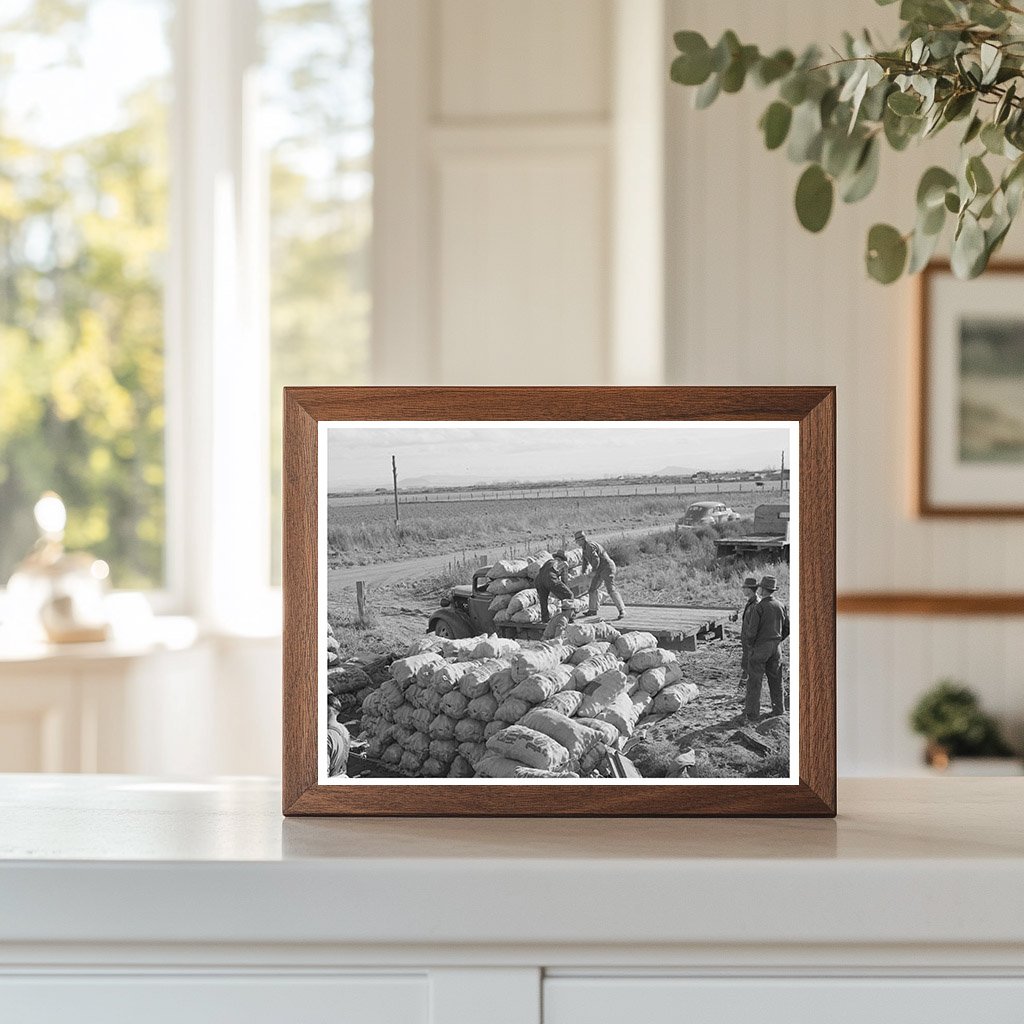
[
  {"xmin": 0, "ymin": 0, "xmax": 373, "ymax": 615},
  {"xmin": 0, "ymin": 0, "xmax": 172, "ymax": 589},
  {"xmin": 261, "ymin": 0, "xmax": 372, "ymax": 580}
]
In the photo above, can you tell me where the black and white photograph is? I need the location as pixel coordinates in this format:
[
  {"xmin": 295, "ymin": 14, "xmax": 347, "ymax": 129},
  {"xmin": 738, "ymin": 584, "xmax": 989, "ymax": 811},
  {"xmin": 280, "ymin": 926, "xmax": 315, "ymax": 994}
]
[{"xmin": 319, "ymin": 421, "xmax": 798, "ymax": 784}]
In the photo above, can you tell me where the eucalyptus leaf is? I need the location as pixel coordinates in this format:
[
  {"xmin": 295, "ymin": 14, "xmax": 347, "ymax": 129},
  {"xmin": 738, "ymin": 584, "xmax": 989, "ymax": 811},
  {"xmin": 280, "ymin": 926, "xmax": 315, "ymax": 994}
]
[
  {"xmin": 888, "ymin": 90, "xmax": 921, "ymax": 115},
  {"xmin": 970, "ymin": 2, "xmax": 1009, "ymax": 30},
  {"xmin": 822, "ymin": 129, "xmax": 864, "ymax": 178},
  {"xmin": 710, "ymin": 31, "xmax": 740, "ymax": 73},
  {"xmin": 996, "ymin": 82, "xmax": 1017, "ymax": 124},
  {"xmin": 980, "ymin": 42, "xmax": 1002, "ymax": 86},
  {"xmin": 754, "ymin": 49, "xmax": 795, "ymax": 87},
  {"xmin": 694, "ymin": 73, "xmax": 721, "ymax": 109},
  {"xmin": 795, "ymin": 164, "xmax": 834, "ymax": 232},
  {"xmin": 779, "ymin": 73, "xmax": 808, "ymax": 106},
  {"xmin": 962, "ymin": 115, "xmax": 983, "ymax": 145},
  {"xmin": 842, "ymin": 137, "xmax": 881, "ymax": 203},
  {"xmin": 908, "ymin": 221, "xmax": 943, "ymax": 273},
  {"xmin": 721, "ymin": 44, "xmax": 758, "ymax": 92},
  {"xmin": 921, "ymin": 199, "xmax": 946, "ymax": 235},
  {"xmin": 951, "ymin": 211, "xmax": 987, "ymax": 278},
  {"xmin": 981, "ymin": 121, "xmax": 1006, "ymax": 155},
  {"xmin": 917, "ymin": 166, "xmax": 957, "ymax": 210},
  {"xmin": 967, "ymin": 154, "xmax": 995, "ymax": 195},
  {"xmin": 787, "ymin": 100, "xmax": 823, "ymax": 162},
  {"xmin": 760, "ymin": 102, "xmax": 793, "ymax": 150},
  {"xmin": 866, "ymin": 223, "xmax": 908, "ymax": 283}
]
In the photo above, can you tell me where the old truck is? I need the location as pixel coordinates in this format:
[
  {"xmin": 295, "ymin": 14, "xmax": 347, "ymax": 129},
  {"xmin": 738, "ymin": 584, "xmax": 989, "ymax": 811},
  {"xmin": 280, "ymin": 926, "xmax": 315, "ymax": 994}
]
[
  {"xmin": 714, "ymin": 502, "xmax": 790, "ymax": 562},
  {"xmin": 428, "ymin": 566, "xmax": 732, "ymax": 652}
]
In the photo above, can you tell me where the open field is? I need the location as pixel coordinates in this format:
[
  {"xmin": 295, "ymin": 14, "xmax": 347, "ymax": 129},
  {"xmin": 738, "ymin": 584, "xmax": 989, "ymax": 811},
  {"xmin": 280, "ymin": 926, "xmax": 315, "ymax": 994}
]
[
  {"xmin": 326, "ymin": 515, "xmax": 791, "ymax": 781},
  {"xmin": 327, "ymin": 489, "xmax": 775, "ymax": 565}
]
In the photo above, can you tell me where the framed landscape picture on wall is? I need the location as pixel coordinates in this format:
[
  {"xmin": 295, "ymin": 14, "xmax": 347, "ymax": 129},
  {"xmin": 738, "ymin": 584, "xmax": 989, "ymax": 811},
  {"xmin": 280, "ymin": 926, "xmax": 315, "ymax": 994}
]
[
  {"xmin": 282, "ymin": 387, "xmax": 836, "ymax": 817},
  {"xmin": 919, "ymin": 262, "xmax": 1024, "ymax": 516}
]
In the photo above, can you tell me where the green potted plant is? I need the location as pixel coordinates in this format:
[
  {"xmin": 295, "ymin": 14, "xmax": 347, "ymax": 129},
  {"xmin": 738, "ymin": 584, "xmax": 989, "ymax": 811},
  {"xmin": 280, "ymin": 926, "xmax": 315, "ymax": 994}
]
[
  {"xmin": 670, "ymin": 0, "xmax": 1024, "ymax": 283},
  {"xmin": 909, "ymin": 680, "xmax": 1018, "ymax": 772}
]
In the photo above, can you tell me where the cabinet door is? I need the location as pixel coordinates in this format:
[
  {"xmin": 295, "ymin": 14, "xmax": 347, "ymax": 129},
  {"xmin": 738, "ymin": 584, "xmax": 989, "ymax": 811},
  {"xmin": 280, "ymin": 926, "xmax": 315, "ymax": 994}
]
[
  {"xmin": 0, "ymin": 973, "xmax": 428, "ymax": 1024},
  {"xmin": 544, "ymin": 977, "xmax": 1024, "ymax": 1024}
]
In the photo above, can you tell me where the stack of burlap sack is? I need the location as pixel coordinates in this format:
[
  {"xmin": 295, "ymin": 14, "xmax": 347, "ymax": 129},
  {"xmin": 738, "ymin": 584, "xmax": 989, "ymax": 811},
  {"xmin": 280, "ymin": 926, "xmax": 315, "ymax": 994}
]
[
  {"xmin": 357, "ymin": 622, "xmax": 699, "ymax": 779},
  {"xmin": 325, "ymin": 621, "xmax": 377, "ymax": 712},
  {"xmin": 485, "ymin": 548, "xmax": 587, "ymax": 624}
]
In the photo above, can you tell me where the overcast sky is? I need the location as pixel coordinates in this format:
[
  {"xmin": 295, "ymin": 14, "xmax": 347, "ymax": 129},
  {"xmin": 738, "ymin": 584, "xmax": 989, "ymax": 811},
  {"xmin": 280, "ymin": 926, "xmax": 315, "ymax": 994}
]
[{"xmin": 327, "ymin": 423, "xmax": 792, "ymax": 490}]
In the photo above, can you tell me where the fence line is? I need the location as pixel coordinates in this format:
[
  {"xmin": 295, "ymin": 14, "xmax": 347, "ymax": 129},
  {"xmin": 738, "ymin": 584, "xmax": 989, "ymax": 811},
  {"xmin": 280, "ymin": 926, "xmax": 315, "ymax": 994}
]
[{"xmin": 330, "ymin": 481, "xmax": 787, "ymax": 508}]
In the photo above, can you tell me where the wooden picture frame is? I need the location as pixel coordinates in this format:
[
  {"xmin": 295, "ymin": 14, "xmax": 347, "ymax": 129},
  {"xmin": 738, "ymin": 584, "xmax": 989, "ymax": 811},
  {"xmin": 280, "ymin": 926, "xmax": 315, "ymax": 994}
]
[
  {"xmin": 917, "ymin": 260, "xmax": 1024, "ymax": 517},
  {"xmin": 283, "ymin": 387, "xmax": 836, "ymax": 817}
]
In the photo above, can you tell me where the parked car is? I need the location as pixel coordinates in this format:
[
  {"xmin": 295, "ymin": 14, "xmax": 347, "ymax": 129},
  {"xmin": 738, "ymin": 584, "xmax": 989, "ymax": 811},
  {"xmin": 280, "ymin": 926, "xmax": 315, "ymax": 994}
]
[{"xmin": 679, "ymin": 500, "xmax": 741, "ymax": 526}]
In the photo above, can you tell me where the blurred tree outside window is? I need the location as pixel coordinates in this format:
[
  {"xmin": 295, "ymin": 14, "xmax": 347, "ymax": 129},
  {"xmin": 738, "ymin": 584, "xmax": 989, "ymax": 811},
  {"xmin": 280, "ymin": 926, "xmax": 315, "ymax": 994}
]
[
  {"xmin": 0, "ymin": 0, "xmax": 172, "ymax": 589},
  {"xmin": 262, "ymin": 0, "xmax": 372, "ymax": 582}
]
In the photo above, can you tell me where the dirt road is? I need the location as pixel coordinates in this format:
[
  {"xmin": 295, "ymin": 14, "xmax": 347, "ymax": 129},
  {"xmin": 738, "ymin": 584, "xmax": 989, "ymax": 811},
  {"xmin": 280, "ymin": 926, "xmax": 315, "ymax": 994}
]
[{"xmin": 327, "ymin": 523, "xmax": 669, "ymax": 592}]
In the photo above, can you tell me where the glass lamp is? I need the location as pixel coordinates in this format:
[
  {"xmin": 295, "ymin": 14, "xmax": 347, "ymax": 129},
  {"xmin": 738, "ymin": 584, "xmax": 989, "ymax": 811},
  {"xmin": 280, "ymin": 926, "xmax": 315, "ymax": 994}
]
[{"xmin": 5, "ymin": 493, "xmax": 111, "ymax": 644}]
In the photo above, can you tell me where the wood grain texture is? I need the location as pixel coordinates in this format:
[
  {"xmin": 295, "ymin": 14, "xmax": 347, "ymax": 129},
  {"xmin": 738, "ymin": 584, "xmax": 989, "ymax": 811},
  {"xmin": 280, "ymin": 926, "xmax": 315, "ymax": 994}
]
[
  {"xmin": 282, "ymin": 386, "xmax": 836, "ymax": 817},
  {"xmin": 917, "ymin": 260, "xmax": 1024, "ymax": 518},
  {"xmin": 838, "ymin": 592, "xmax": 1024, "ymax": 616}
]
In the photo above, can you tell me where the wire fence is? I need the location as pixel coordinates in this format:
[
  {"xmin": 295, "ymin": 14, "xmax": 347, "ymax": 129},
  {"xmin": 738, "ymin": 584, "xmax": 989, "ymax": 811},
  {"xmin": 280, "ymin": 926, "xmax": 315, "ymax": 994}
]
[{"xmin": 329, "ymin": 480, "xmax": 787, "ymax": 508}]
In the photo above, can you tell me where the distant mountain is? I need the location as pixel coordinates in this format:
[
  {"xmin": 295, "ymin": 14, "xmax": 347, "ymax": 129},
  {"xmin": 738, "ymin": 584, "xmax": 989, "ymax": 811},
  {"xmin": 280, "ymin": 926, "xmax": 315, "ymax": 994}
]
[
  {"xmin": 654, "ymin": 465, "xmax": 698, "ymax": 477},
  {"xmin": 400, "ymin": 473, "xmax": 487, "ymax": 488}
]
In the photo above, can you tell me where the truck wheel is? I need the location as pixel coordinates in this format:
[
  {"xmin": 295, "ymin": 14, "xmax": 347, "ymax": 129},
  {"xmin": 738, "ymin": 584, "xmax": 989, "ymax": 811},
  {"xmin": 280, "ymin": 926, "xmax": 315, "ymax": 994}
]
[{"xmin": 431, "ymin": 611, "xmax": 471, "ymax": 639}]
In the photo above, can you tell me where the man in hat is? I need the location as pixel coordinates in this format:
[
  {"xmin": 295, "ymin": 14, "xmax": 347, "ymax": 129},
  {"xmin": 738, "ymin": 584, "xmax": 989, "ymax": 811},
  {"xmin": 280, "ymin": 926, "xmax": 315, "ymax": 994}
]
[
  {"xmin": 574, "ymin": 529, "xmax": 626, "ymax": 620},
  {"xmin": 741, "ymin": 574, "xmax": 790, "ymax": 720},
  {"xmin": 534, "ymin": 550, "xmax": 574, "ymax": 624},
  {"xmin": 542, "ymin": 597, "xmax": 577, "ymax": 640},
  {"xmin": 736, "ymin": 575, "xmax": 760, "ymax": 693}
]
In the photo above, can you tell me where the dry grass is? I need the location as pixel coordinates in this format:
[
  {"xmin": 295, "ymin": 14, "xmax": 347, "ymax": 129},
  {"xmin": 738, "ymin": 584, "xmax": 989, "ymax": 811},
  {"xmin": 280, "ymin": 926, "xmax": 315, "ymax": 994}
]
[
  {"xmin": 605, "ymin": 527, "xmax": 789, "ymax": 608},
  {"xmin": 326, "ymin": 490, "xmax": 765, "ymax": 563}
]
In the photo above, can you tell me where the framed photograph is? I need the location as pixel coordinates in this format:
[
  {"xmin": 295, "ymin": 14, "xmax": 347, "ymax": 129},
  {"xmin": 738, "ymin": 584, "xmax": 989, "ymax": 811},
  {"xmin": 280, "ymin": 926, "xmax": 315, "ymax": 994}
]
[
  {"xmin": 918, "ymin": 261, "xmax": 1024, "ymax": 516},
  {"xmin": 283, "ymin": 387, "xmax": 835, "ymax": 816}
]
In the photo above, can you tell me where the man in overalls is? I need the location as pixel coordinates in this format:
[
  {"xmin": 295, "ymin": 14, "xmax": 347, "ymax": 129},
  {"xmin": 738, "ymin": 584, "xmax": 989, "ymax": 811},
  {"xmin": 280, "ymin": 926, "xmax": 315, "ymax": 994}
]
[
  {"xmin": 574, "ymin": 529, "xmax": 626, "ymax": 620},
  {"xmin": 534, "ymin": 550, "xmax": 574, "ymax": 624},
  {"xmin": 742, "ymin": 574, "xmax": 789, "ymax": 721},
  {"xmin": 737, "ymin": 575, "xmax": 760, "ymax": 693}
]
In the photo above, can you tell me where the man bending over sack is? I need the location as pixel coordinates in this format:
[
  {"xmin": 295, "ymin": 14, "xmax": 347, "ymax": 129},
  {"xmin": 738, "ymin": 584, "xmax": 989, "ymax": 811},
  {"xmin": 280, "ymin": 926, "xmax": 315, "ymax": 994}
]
[
  {"xmin": 542, "ymin": 598, "xmax": 577, "ymax": 640},
  {"xmin": 535, "ymin": 550, "xmax": 574, "ymax": 624},
  {"xmin": 574, "ymin": 529, "xmax": 626, "ymax": 621},
  {"xmin": 741, "ymin": 574, "xmax": 789, "ymax": 721}
]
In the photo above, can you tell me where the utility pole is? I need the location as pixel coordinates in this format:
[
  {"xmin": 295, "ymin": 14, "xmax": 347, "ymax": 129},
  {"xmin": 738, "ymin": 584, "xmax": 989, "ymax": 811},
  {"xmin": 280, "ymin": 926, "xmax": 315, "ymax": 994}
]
[
  {"xmin": 392, "ymin": 455, "xmax": 400, "ymax": 524},
  {"xmin": 780, "ymin": 449, "xmax": 786, "ymax": 492}
]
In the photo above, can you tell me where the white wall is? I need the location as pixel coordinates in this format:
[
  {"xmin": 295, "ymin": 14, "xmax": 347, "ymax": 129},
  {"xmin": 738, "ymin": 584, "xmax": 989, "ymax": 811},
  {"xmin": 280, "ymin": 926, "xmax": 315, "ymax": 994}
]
[
  {"xmin": 373, "ymin": 0, "xmax": 666, "ymax": 386},
  {"xmin": 664, "ymin": 0, "xmax": 1024, "ymax": 771},
  {"xmin": 369, "ymin": 0, "xmax": 1024, "ymax": 775}
]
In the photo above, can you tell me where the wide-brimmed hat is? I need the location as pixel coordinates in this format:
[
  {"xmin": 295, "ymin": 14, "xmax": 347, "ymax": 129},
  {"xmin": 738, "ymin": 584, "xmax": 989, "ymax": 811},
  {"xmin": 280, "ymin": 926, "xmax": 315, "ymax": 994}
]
[
  {"xmin": 742, "ymin": 576, "xmax": 758, "ymax": 588},
  {"xmin": 573, "ymin": 529, "xmax": 586, "ymax": 540},
  {"xmin": 553, "ymin": 550, "xmax": 567, "ymax": 560},
  {"xmin": 759, "ymin": 575, "xmax": 778, "ymax": 592}
]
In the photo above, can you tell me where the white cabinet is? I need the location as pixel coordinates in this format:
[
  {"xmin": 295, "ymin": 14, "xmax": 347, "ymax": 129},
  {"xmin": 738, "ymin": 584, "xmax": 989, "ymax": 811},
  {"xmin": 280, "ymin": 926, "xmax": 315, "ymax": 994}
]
[
  {"xmin": 544, "ymin": 977, "xmax": 1024, "ymax": 1024},
  {"xmin": 2, "ymin": 778, "xmax": 1023, "ymax": 1024},
  {"xmin": 0, "ymin": 974, "xmax": 428, "ymax": 1024}
]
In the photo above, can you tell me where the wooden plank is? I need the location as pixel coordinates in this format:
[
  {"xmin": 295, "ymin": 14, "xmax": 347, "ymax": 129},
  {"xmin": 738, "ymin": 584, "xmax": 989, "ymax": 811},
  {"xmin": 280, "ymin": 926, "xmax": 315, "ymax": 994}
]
[{"xmin": 838, "ymin": 592, "xmax": 1024, "ymax": 616}]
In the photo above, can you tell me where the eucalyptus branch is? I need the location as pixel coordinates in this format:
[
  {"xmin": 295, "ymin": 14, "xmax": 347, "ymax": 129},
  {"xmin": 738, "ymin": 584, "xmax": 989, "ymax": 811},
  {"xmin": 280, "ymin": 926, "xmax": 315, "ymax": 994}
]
[{"xmin": 670, "ymin": 0, "xmax": 1024, "ymax": 283}]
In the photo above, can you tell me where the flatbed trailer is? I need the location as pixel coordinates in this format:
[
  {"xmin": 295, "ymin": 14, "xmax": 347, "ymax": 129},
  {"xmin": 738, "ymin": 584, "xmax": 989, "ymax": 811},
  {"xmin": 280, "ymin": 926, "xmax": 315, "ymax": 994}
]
[
  {"xmin": 714, "ymin": 535, "xmax": 790, "ymax": 561},
  {"xmin": 429, "ymin": 566, "xmax": 734, "ymax": 652},
  {"xmin": 498, "ymin": 603, "xmax": 733, "ymax": 651}
]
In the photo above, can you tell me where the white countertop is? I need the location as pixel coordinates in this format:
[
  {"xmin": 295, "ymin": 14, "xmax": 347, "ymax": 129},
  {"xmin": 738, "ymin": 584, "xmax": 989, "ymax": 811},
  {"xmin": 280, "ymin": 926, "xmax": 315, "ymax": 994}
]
[{"xmin": 1, "ymin": 776, "xmax": 1022, "ymax": 952}]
